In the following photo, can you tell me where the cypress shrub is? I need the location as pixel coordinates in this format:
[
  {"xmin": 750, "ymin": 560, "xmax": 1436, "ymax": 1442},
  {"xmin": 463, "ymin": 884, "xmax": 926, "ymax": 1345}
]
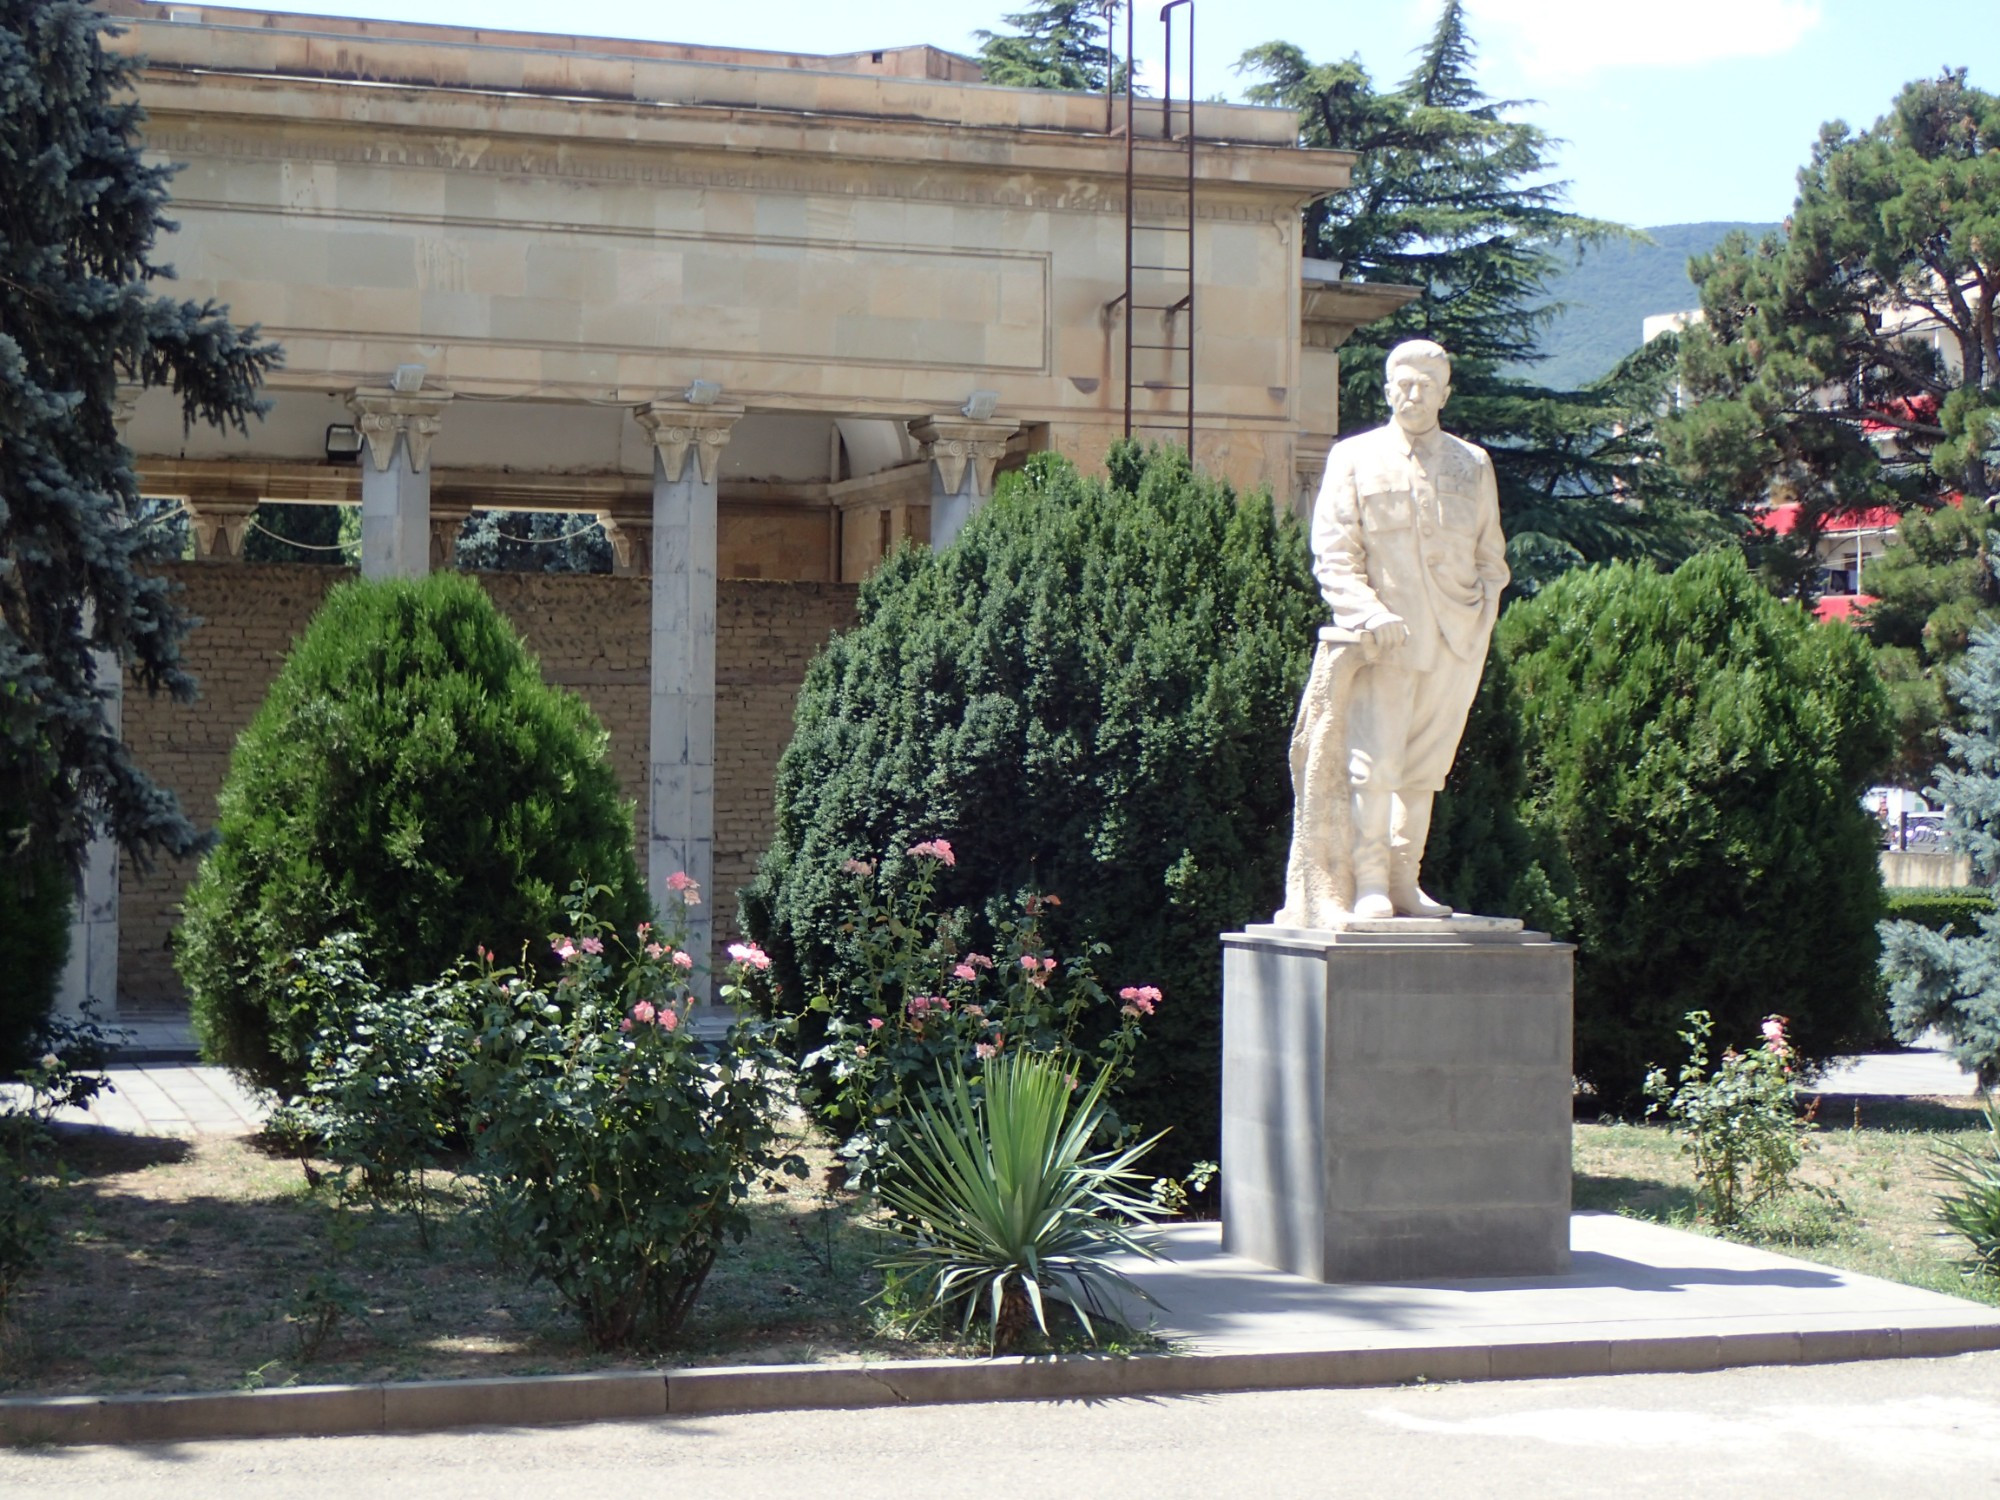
[
  {"xmin": 1488, "ymin": 552, "xmax": 1891, "ymax": 1110},
  {"xmin": 179, "ymin": 572, "xmax": 648, "ymax": 1094},
  {"xmin": 742, "ymin": 446, "xmax": 1321, "ymax": 1167},
  {"xmin": 0, "ymin": 853, "xmax": 73, "ymax": 1074}
]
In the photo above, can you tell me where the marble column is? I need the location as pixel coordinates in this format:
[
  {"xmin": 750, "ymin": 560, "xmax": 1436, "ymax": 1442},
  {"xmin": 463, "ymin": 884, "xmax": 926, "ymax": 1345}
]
[
  {"xmin": 908, "ymin": 416, "xmax": 1018, "ymax": 550},
  {"xmin": 57, "ymin": 387, "xmax": 145, "ymax": 1020},
  {"xmin": 348, "ymin": 388, "xmax": 452, "ymax": 580},
  {"xmin": 634, "ymin": 399, "xmax": 742, "ymax": 996}
]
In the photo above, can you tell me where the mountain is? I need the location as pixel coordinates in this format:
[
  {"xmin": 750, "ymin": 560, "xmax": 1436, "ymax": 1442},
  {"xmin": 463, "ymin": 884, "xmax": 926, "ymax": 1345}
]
[{"xmin": 1518, "ymin": 221, "xmax": 1781, "ymax": 389}]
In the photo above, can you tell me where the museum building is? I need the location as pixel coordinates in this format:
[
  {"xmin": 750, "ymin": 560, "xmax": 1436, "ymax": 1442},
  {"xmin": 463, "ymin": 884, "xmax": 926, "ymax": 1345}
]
[{"xmin": 73, "ymin": 1, "xmax": 1413, "ymax": 1016}]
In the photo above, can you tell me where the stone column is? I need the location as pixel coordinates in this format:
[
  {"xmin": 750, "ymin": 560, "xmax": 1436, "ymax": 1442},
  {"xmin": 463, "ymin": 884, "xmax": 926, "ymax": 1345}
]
[
  {"xmin": 348, "ymin": 389, "xmax": 452, "ymax": 580},
  {"xmin": 908, "ymin": 416, "xmax": 1018, "ymax": 550},
  {"xmin": 634, "ymin": 399, "xmax": 742, "ymax": 996},
  {"xmin": 58, "ymin": 387, "xmax": 146, "ymax": 1020}
]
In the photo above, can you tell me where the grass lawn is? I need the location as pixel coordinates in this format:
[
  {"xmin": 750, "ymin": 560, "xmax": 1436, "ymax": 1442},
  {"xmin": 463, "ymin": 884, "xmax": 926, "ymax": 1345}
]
[
  {"xmin": 4, "ymin": 1092, "xmax": 1996, "ymax": 1399},
  {"xmin": 0, "ymin": 1119, "xmax": 932, "ymax": 1398},
  {"xmin": 1575, "ymin": 1092, "xmax": 2000, "ymax": 1309}
]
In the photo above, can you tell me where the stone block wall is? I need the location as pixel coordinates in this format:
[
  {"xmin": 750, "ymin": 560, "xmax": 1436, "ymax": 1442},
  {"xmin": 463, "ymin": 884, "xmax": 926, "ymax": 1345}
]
[{"xmin": 118, "ymin": 562, "xmax": 856, "ymax": 1007}]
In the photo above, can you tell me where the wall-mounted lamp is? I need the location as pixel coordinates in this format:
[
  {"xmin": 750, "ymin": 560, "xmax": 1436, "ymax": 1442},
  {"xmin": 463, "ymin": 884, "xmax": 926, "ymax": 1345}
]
[
  {"xmin": 962, "ymin": 389, "xmax": 1000, "ymax": 421},
  {"xmin": 389, "ymin": 363, "xmax": 427, "ymax": 394},
  {"xmin": 324, "ymin": 423, "xmax": 363, "ymax": 463}
]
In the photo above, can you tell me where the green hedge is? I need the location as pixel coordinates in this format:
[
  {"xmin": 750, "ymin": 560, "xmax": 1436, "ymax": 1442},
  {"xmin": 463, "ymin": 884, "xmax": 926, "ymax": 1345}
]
[
  {"xmin": 1883, "ymin": 887, "xmax": 1994, "ymax": 933},
  {"xmin": 1438, "ymin": 552, "xmax": 1892, "ymax": 1112},
  {"xmin": 179, "ymin": 572, "xmax": 649, "ymax": 1096}
]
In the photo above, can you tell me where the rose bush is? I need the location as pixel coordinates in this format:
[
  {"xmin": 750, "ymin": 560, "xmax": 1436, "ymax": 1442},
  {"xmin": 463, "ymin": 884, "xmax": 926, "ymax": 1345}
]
[{"xmin": 796, "ymin": 841, "xmax": 1158, "ymax": 1187}]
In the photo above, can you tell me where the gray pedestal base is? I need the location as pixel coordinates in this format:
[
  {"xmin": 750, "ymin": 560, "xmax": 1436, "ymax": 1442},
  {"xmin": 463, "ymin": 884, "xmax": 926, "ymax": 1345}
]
[{"xmin": 1220, "ymin": 920, "xmax": 1574, "ymax": 1282}]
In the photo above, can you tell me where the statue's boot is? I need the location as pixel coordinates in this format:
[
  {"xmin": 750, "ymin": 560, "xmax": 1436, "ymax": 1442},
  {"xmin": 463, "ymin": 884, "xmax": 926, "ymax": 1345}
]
[
  {"xmin": 1351, "ymin": 788, "xmax": 1396, "ymax": 920},
  {"xmin": 1390, "ymin": 790, "xmax": 1453, "ymax": 918}
]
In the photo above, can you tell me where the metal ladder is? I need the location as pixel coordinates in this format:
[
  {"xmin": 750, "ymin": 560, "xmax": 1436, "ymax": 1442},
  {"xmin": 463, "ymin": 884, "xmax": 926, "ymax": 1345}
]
[{"xmin": 1111, "ymin": 0, "xmax": 1197, "ymax": 453}]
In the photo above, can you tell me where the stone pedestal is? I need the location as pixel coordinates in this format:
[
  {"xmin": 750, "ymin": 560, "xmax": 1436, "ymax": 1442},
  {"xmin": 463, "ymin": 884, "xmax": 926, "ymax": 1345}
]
[{"xmin": 1220, "ymin": 917, "xmax": 1573, "ymax": 1283}]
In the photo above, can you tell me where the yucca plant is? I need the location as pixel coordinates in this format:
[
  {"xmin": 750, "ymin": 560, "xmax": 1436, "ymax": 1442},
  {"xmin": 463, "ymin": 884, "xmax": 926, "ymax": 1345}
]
[
  {"xmin": 876, "ymin": 1049, "xmax": 1164, "ymax": 1353},
  {"xmin": 1936, "ymin": 1102, "xmax": 2000, "ymax": 1277}
]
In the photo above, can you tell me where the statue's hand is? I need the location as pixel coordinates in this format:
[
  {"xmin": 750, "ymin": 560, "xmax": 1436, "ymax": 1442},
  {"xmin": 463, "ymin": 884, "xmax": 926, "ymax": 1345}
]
[{"xmin": 1362, "ymin": 613, "xmax": 1409, "ymax": 655}]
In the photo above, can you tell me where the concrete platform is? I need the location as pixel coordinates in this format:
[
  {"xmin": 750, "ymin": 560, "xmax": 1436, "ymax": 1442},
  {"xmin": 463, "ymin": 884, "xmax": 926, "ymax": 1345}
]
[{"xmin": 1115, "ymin": 1214, "xmax": 2000, "ymax": 1362}]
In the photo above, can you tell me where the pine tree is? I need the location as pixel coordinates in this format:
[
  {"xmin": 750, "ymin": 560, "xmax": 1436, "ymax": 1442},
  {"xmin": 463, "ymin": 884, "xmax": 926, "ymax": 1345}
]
[
  {"xmin": 1861, "ymin": 502, "xmax": 2000, "ymax": 782},
  {"xmin": 0, "ymin": 0, "xmax": 278, "ymax": 890},
  {"xmin": 1239, "ymin": 4, "xmax": 1718, "ymax": 590},
  {"xmin": 975, "ymin": 1, "xmax": 1118, "ymax": 93},
  {"xmin": 1882, "ymin": 618, "xmax": 2000, "ymax": 1084},
  {"xmin": 1665, "ymin": 70, "xmax": 2000, "ymax": 597}
]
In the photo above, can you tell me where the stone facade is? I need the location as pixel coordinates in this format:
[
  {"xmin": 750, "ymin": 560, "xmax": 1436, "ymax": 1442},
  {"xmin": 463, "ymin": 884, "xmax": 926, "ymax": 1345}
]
[
  {"xmin": 117, "ymin": 564, "xmax": 854, "ymax": 1006},
  {"xmin": 81, "ymin": 4, "xmax": 1413, "ymax": 1016}
]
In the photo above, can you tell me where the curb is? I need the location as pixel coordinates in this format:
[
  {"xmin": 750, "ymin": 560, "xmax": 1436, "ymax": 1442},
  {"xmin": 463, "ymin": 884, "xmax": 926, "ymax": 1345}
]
[{"xmin": 6, "ymin": 1320, "xmax": 2000, "ymax": 1447}]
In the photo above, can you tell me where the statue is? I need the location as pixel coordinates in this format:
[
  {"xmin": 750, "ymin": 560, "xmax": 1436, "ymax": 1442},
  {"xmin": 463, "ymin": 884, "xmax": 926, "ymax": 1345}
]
[{"xmin": 1275, "ymin": 340, "xmax": 1509, "ymax": 926}]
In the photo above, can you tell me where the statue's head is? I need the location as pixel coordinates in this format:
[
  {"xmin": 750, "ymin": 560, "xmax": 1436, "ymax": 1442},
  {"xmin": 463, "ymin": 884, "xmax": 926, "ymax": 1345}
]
[{"xmin": 1384, "ymin": 340, "xmax": 1451, "ymax": 435}]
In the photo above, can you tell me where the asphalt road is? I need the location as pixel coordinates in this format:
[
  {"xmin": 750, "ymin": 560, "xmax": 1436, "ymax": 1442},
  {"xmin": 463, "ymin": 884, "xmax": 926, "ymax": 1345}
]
[{"xmin": 7, "ymin": 1353, "xmax": 2000, "ymax": 1499}]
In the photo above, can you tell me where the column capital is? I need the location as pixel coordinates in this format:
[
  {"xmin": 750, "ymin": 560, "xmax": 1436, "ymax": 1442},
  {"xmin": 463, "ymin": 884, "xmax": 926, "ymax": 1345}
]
[
  {"xmin": 908, "ymin": 415, "xmax": 1019, "ymax": 500},
  {"xmin": 428, "ymin": 498, "xmax": 474, "ymax": 571},
  {"xmin": 635, "ymin": 401, "xmax": 744, "ymax": 486},
  {"xmin": 183, "ymin": 495, "xmax": 261, "ymax": 561},
  {"xmin": 346, "ymin": 388, "xmax": 454, "ymax": 473},
  {"xmin": 595, "ymin": 505, "xmax": 653, "ymax": 577}
]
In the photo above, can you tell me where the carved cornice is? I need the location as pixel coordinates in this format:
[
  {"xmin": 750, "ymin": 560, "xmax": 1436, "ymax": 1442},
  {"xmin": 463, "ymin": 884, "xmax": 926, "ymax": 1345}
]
[
  {"xmin": 346, "ymin": 389, "xmax": 455, "ymax": 473},
  {"xmin": 908, "ymin": 417, "xmax": 1018, "ymax": 500},
  {"xmin": 1300, "ymin": 280, "xmax": 1424, "ymax": 352},
  {"xmin": 634, "ymin": 402, "xmax": 745, "ymax": 487}
]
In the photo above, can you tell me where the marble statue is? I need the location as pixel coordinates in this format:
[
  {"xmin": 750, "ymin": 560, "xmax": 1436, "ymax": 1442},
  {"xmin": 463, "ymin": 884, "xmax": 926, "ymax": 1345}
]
[{"xmin": 1275, "ymin": 339, "xmax": 1510, "ymax": 926}]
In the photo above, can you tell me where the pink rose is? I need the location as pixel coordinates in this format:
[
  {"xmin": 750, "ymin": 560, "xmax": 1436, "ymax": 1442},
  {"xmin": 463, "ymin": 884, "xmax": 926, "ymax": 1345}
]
[
  {"xmin": 868, "ymin": 1017, "xmax": 885, "ymax": 1031},
  {"xmin": 672, "ymin": 950, "xmax": 695, "ymax": 970},
  {"xmin": 842, "ymin": 858, "xmax": 876, "ymax": 877},
  {"xmin": 579, "ymin": 936, "xmax": 605, "ymax": 956},
  {"xmin": 619, "ymin": 1018, "xmax": 634, "ymax": 1032},
  {"xmin": 727, "ymin": 941, "xmax": 772, "ymax": 971},
  {"xmin": 907, "ymin": 838, "xmax": 956, "ymax": 867},
  {"xmin": 645, "ymin": 943, "xmax": 665, "ymax": 959},
  {"xmin": 551, "ymin": 938, "xmax": 577, "ymax": 963},
  {"xmin": 953, "ymin": 963, "xmax": 977, "ymax": 982},
  {"xmin": 636, "ymin": 922, "xmax": 651, "ymax": 937},
  {"xmin": 660, "ymin": 1008, "xmax": 679, "ymax": 1032},
  {"xmin": 631, "ymin": 1001, "xmax": 656, "ymax": 1025}
]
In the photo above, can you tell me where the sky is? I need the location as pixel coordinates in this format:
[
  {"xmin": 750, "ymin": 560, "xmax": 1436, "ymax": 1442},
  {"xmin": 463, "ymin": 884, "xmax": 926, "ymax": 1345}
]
[{"xmin": 209, "ymin": 0, "xmax": 2000, "ymax": 228}]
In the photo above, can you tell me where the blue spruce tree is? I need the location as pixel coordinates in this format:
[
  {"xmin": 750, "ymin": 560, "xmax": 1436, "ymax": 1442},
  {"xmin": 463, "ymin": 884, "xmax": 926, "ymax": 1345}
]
[
  {"xmin": 1882, "ymin": 618, "xmax": 2000, "ymax": 1084},
  {"xmin": 0, "ymin": 0, "xmax": 277, "ymax": 1061}
]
